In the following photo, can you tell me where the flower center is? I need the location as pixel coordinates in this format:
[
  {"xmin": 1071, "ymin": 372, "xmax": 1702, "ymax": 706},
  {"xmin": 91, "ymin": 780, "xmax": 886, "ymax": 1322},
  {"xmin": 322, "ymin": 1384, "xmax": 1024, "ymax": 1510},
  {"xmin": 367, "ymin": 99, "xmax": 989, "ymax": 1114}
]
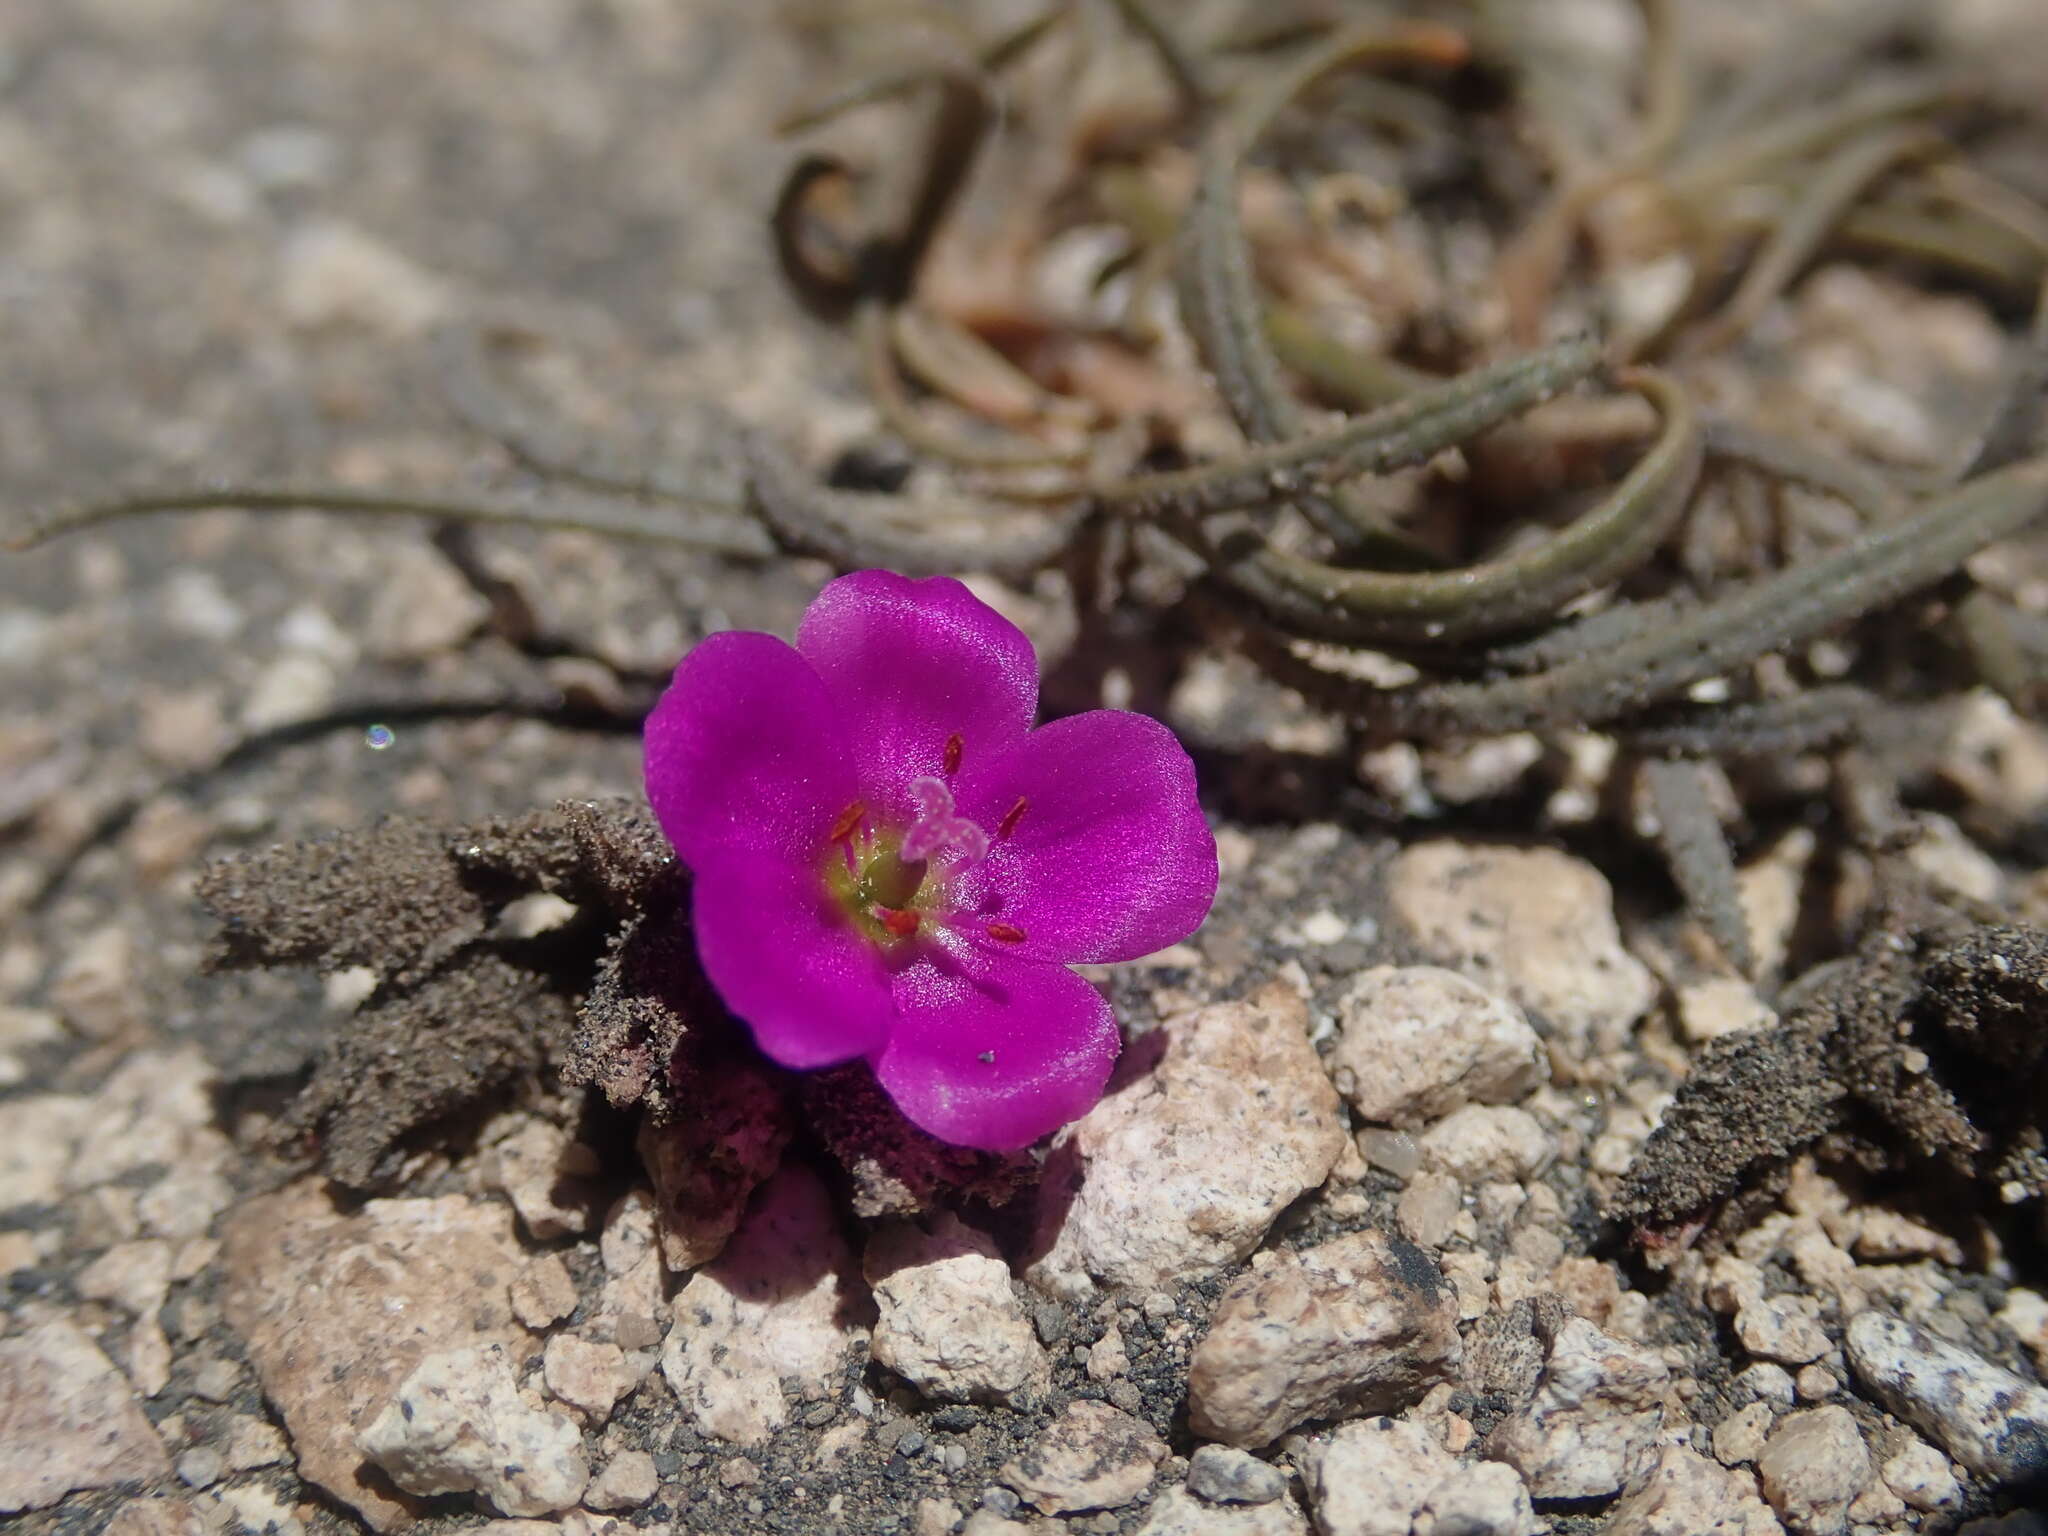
[{"xmin": 818, "ymin": 743, "xmax": 1032, "ymax": 950}]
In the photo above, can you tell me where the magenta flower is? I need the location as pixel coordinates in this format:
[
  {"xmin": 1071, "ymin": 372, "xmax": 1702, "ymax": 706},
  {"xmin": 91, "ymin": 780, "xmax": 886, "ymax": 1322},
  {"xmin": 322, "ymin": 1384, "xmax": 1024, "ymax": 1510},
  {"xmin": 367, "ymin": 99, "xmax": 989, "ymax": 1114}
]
[{"xmin": 643, "ymin": 571, "xmax": 1217, "ymax": 1151}]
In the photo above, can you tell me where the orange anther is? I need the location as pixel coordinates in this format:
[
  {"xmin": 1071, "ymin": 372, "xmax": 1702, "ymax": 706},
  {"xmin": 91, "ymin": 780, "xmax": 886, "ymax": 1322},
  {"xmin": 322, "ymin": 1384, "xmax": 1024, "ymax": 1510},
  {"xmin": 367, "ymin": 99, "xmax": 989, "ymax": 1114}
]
[{"xmin": 997, "ymin": 797, "xmax": 1028, "ymax": 840}]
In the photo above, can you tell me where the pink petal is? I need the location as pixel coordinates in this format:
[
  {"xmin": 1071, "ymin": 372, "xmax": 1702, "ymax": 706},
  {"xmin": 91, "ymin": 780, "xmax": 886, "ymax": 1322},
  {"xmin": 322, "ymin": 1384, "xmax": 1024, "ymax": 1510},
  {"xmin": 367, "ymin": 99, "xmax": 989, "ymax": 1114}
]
[
  {"xmin": 643, "ymin": 630, "xmax": 858, "ymax": 869},
  {"xmin": 796, "ymin": 571, "xmax": 1038, "ymax": 819},
  {"xmin": 877, "ymin": 955, "xmax": 1119, "ymax": 1150},
  {"xmin": 950, "ymin": 710, "xmax": 1218, "ymax": 964},
  {"xmin": 691, "ymin": 851, "xmax": 894, "ymax": 1069}
]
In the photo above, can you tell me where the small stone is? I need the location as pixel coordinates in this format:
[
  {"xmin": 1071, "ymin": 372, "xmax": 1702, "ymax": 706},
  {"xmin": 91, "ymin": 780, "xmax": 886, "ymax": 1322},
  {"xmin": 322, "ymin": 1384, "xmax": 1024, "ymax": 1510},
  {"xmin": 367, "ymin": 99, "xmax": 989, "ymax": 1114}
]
[
  {"xmin": 1604, "ymin": 1446, "xmax": 1784, "ymax": 1536},
  {"xmin": 358, "ymin": 1341, "xmax": 588, "ymax": 1516},
  {"xmin": 101, "ymin": 1497, "xmax": 209, "ymax": 1536},
  {"xmin": 221, "ymin": 1415, "xmax": 289, "ymax": 1472},
  {"xmin": 1485, "ymin": 1317, "xmax": 1671, "ymax": 1500},
  {"xmin": 1737, "ymin": 1362, "xmax": 1798, "ymax": 1407},
  {"xmin": 1326, "ymin": 966, "xmax": 1547, "ymax": 1127},
  {"xmin": 220, "ymin": 1183, "xmax": 534, "ymax": 1531},
  {"xmin": 584, "ymin": 1450, "xmax": 660, "ymax": 1512},
  {"xmin": 278, "ymin": 219, "xmax": 448, "ymax": 337},
  {"xmin": 0, "ymin": 1093, "xmax": 93, "ymax": 1208},
  {"xmin": 1714, "ymin": 1401, "xmax": 1775, "ymax": 1466},
  {"xmin": 1087, "ymin": 1326, "xmax": 1129, "ymax": 1383},
  {"xmin": 510, "ymin": 1255, "xmax": 580, "ymax": 1330},
  {"xmin": 241, "ymin": 653, "xmax": 337, "ymax": 732},
  {"xmin": 50, "ymin": 924, "xmax": 139, "ymax": 1040},
  {"xmin": 1734, "ymin": 1297, "xmax": 1831, "ymax": 1366},
  {"xmin": 363, "ymin": 544, "xmax": 493, "ymax": 660},
  {"xmin": 601, "ymin": 1189, "xmax": 658, "ymax": 1275},
  {"xmin": 542, "ymin": 1334, "xmax": 634, "ymax": 1422},
  {"xmin": 1850, "ymin": 1208, "xmax": 1961, "ymax": 1264},
  {"xmin": 1001, "ymin": 1400, "xmax": 1166, "ymax": 1514},
  {"xmin": 662, "ymin": 1166, "xmax": 872, "ymax": 1446},
  {"xmin": 138, "ymin": 1167, "xmax": 235, "ymax": 1240},
  {"xmin": 1676, "ymin": 978, "xmax": 1777, "ymax": 1044},
  {"xmin": 961, "ymin": 1516, "xmax": 1040, "ymax": 1536},
  {"xmin": 718, "ymin": 1455, "xmax": 762, "ymax": 1489},
  {"xmin": 1844, "ymin": 1310, "xmax": 2048, "ymax": 1484},
  {"xmin": 77, "ymin": 1239, "xmax": 174, "ymax": 1319},
  {"xmin": 482, "ymin": 1116, "xmax": 599, "ymax": 1240},
  {"xmin": 1136, "ymin": 1483, "xmax": 1310, "ymax": 1535},
  {"xmin": 915, "ymin": 1497, "xmax": 963, "ymax": 1536},
  {"xmin": 1880, "ymin": 1439, "xmax": 1957, "ymax": 1511},
  {"xmin": 1791, "ymin": 1364, "xmax": 1835, "ymax": 1402},
  {"xmin": 175, "ymin": 1448, "xmax": 224, "ymax": 1489},
  {"xmin": 189, "ymin": 1358, "xmax": 242, "ymax": 1403},
  {"xmin": 1386, "ymin": 842, "xmax": 1657, "ymax": 1054},
  {"xmin": 1186, "ymin": 1445, "xmax": 1286, "ymax": 1505},
  {"xmin": 1302, "ymin": 1417, "xmax": 1451, "ymax": 1536},
  {"xmin": 1756, "ymin": 1406, "xmax": 1868, "ymax": 1536},
  {"xmin": 1027, "ymin": 987, "xmax": 1345, "ymax": 1298},
  {"xmin": 1416, "ymin": 1105, "xmax": 1552, "ymax": 1184},
  {"xmin": 1396, "ymin": 1171, "xmax": 1462, "ymax": 1250},
  {"xmin": 1415, "ymin": 1461, "xmax": 1541, "ymax": 1536},
  {"xmin": 867, "ymin": 1213, "xmax": 1050, "ymax": 1406},
  {"xmin": 0, "ymin": 1320, "xmax": 170, "ymax": 1512},
  {"xmin": 1189, "ymin": 1230, "xmax": 1460, "ymax": 1449}
]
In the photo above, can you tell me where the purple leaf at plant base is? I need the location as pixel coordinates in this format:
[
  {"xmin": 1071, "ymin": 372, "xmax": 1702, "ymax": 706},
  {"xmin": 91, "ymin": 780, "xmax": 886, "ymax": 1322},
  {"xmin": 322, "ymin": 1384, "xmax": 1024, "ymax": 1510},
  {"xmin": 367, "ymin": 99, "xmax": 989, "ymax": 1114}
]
[{"xmin": 643, "ymin": 569, "xmax": 1218, "ymax": 1151}]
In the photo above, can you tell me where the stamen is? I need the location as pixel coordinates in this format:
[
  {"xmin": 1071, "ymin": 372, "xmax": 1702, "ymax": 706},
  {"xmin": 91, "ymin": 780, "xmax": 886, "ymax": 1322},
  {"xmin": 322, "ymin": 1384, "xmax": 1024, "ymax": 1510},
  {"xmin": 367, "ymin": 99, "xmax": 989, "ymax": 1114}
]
[
  {"xmin": 829, "ymin": 801, "xmax": 866, "ymax": 844},
  {"xmin": 985, "ymin": 920, "xmax": 1028, "ymax": 943},
  {"xmin": 877, "ymin": 906, "xmax": 922, "ymax": 938},
  {"xmin": 997, "ymin": 796, "xmax": 1028, "ymax": 840},
  {"xmin": 943, "ymin": 732, "xmax": 963, "ymax": 775}
]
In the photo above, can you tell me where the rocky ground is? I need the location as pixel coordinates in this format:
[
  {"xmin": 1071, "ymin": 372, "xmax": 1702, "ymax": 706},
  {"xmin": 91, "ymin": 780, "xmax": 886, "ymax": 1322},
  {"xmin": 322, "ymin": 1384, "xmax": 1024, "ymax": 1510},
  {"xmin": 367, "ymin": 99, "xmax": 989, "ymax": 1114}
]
[{"xmin": 6, "ymin": 3, "xmax": 2048, "ymax": 1536}]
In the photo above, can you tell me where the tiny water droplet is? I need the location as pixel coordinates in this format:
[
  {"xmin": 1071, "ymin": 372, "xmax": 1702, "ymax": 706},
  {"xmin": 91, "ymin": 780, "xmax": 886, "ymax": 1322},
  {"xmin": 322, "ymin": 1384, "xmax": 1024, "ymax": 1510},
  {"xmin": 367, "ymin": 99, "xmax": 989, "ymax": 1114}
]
[
  {"xmin": 977, "ymin": 1050, "xmax": 996, "ymax": 1065},
  {"xmin": 364, "ymin": 724, "xmax": 395, "ymax": 751}
]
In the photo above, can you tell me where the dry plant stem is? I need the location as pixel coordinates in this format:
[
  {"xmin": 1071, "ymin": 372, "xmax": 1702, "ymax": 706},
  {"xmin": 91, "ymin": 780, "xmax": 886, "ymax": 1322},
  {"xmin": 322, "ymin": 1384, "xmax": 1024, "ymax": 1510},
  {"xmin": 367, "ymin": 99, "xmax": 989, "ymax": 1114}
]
[
  {"xmin": 1392, "ymin": 455, "xmax": 2048, "ymax": 734},
  {"xmin": 741, "ymin": 431, "xmax": 1085, "ymax": 577},
  {"xmin": 1675, "ymin": 0, "xmax": 1922, "ymax": 158},
  {"xmin": 438, "ymin": 327, "xmax": 726, "ymax": 504},
  {"xmin": 1831, "ymin": 200, "xmax": 2046, "ymax": 297},
  {"xmin": 1262, "ymin": 302, "xmax": 1438, "ymax": 410},
  {"xmin": 1104, "ymin": 0, "xmax": 1211, "ymax": 111},
  {"xmin": 1094, "ymin": 335, "xmax": 1601, "ymax": 519},
  {"xmin": 1200, "ymin": 366, "xmax": 1701, "ymax": 646},
  {"xmin": 888, "ymin": 304, "xmax": 1086, "ymax": 430},
  {"xmin": 1640, "ymin": 755, "xmax": 1754, "ymax": 976},
  {"xmin": 776, "ymin": 68, "xmax": 993, "ymax": 306},
  {"xmin": 1621, "ymin": 686, "xmax": 1874, "ymax": 758},
  {"xmin": 1481, "ymin": 596, "xmax": 1691, "ymax": 676},
  {"xmin": 1702, "ymin": 419, "xmax": 1906, "ymax": 521},
  {"xmin": 1951, "ymin": 589, "xmax": 2040, "ymax": 713},
  {"xmin": 1663, "ymin": 72, "xmax": 1958, "ymax": 203},
  {"xmin": 6, "ymin": 482, "xmax": 771, "ymax": 558},
  {"xmin": 1682, "ymin": 125, "xmax": 1941, "ymax": 357},
  {"xmin": 1942, "ymin": 277, "xmax": 2048, "ymax": 485},
  {"xmin": 1177, "ymin": 18, "xmax": 1466, "ymax": 555},
  {"xmin": 855, "ymin": 300, "xmax": 1082, "ymax": 469},
  {"xmin": 1496, "ymin": 0, "xmax": 1689, "ymax": 342}
]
